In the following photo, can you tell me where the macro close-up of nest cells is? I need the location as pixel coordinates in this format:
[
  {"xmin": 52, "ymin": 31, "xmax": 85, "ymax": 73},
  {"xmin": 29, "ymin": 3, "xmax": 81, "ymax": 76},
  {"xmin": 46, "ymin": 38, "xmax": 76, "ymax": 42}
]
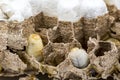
[{"xmin": 0, "ymin": 0, "xmax": 120, "ymax": 80}]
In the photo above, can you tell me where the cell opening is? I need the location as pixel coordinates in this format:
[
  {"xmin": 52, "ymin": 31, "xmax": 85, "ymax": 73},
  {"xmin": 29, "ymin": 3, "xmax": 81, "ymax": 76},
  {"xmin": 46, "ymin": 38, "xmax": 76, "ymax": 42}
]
[
  {"xmin": 53, "ymin": 36, "xmax": 63, "ymax": 43},
  {"xmin": 95, "ymin": 42, "xmax": 111, "ymax": 57},
  {"xmin": 107, "ymin": 76, "xmax": 114, "ymax": 80},
  {"xmin": 89, "ymin": 68, "xmax": 99, "ymax": 77}
]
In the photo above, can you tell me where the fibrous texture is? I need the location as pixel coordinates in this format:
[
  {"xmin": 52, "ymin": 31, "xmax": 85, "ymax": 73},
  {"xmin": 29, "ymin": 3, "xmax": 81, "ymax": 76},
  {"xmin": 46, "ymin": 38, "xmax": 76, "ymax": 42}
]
[{"xmin": 0, "ymin": 1, "xmax": 120, "ymax": 80}]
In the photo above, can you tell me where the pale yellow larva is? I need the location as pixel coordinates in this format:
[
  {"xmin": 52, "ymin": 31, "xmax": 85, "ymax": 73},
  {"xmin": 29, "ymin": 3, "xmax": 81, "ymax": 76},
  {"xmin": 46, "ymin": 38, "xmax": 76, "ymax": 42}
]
[{"xmin": 27, "ymin": 34, "xmax": 44, "ymax": 59}]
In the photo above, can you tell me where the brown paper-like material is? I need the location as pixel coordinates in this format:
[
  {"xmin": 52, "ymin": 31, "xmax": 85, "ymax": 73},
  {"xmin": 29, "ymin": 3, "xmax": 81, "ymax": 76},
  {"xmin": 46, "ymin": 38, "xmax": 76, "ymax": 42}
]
[
  {"xmin": 82, "ymin": 14, "xmax": 113, "ymax": 43},
  {"xmin": 42, "ymin": 15, "xmax": 58, "ymax": 28},
  {"xmin": 0, "ymin": 8, "xmax": 120, "ymax": 80}
]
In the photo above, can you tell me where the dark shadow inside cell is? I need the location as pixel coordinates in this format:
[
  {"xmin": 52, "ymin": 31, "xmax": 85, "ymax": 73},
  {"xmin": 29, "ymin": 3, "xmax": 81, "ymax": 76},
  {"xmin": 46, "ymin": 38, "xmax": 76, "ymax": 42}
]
[
  {"xmin": 119, "ymin": 58, "xmax": 120, "ymax": 63},
  {"xmin": 7, "ymin": 46, "xmax": 16, "ymax": 53},
  {"xmin": 82, "ymin": 36, "xmax": 88, "ymax": 51},
  {"xmin": 0, "ymin": 73, "xmax": 52, "ymax": 80},
  {"xmin": 0, "ymin": 74, "xmax": 26, "ymax": 80},
  {"xmin": 0, "ymin": 77, "xmax": 20, "ymax": 80},
  {"xmin": 110, "ymin": 29, "xmax": 117, "ymax": 35},
  {"xmin": 64, "ymin": 72, "xmax": 82, "ymax": 80},
  {"xmin": 89, "ymin": 68, "xmax": 99, "ymax": 77},
  {"xmin": 53, "ymin": 36, "xmax": 63, "ymax": 43},
  {"xmin": 95, "ymin": 42, "xmax": 111, "ymax": 57},
  {"xmin": 36, "ymin": 73, "xmax": 52, "ymax": 80},
  {"xmin": 7, "ymin": 46, "xmax": 26, "ymax": 53},
  {"xmin": 107, "ymin": 76, "xmax": 114, "ymax": 80},
  {"xmin": 98, "ymin": 78, "xmax": 105, "ymax": 80}
]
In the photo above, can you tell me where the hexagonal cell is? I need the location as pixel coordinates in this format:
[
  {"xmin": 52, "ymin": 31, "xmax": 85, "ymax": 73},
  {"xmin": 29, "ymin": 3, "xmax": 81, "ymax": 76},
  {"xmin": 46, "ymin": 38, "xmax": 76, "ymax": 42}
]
[
  {"xmin": 82, "ymin": 14, "xmax": 113, "ymax": 43},
  {"xmin": 94, "ymin": 42, "xmax": 111, "ymax": 57},
  {"xmin": 43, "ymin": 40, "xmax": 81, "ymax": 66},
  {"xmin": 88, "ymin": 38, "xmax": 119, "ymax": 79}
]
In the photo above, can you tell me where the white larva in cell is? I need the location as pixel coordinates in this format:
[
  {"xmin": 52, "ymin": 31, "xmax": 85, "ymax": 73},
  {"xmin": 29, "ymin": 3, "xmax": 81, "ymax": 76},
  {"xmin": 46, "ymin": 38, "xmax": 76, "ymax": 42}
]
[{"xmin": 68, "ymin": 47, "xmax": 89, "ymax": 68}]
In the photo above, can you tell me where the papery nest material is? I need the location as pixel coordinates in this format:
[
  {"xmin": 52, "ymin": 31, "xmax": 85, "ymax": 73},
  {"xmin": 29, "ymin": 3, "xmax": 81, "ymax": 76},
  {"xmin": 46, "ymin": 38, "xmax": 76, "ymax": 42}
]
[
  {"xmin": 43, "ymin": 39, "xmax": 81, "ymax": 66},
  {"xmin": 53, "ymin": 38, "xmax": 120, "ymax": 80},
  {"xmin": 82, "ymin": 14, "xmax": 114, "ymax": 43},
  {"xmin": 88, "ymin": 38, "xmax": 120, "ymax": 79},
  {"xmin": 0, "ymin": 6, "xmax": 120, "ymax": 79}
]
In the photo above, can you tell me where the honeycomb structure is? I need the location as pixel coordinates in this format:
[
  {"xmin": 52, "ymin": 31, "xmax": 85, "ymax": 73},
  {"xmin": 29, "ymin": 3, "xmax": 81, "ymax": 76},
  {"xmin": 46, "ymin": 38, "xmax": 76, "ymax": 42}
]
[{"xmin": 0, "ymin": 5, "xmax": 120, "ymax": 80}]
